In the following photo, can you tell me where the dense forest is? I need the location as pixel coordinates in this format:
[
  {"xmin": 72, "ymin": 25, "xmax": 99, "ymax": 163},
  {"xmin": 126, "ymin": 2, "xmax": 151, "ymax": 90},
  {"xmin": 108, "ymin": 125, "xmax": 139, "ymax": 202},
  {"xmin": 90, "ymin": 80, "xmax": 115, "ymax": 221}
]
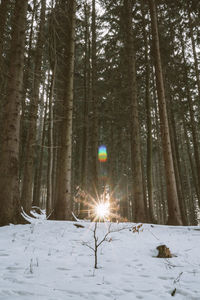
[{"xmin": 0, "ymin": 0, "xmax": 200, "ymax": 227}]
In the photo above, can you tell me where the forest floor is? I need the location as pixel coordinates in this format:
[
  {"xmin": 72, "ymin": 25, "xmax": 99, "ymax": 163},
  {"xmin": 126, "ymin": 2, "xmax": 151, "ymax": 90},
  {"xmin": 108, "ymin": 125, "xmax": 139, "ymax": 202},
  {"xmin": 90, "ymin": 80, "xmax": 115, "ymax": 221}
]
[{"xmin": 0, "ymin": 213, "xmax": 200, "ymax": 300}]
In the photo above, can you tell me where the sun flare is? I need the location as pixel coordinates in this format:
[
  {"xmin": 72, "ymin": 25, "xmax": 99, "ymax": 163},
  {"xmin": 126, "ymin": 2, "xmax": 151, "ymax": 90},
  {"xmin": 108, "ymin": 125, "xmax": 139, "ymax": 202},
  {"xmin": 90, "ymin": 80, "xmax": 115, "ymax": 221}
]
[
  {"xmin": 75, "ymin": 185, "xmax": 120, "ymax": 222},
  {"xmin": 95, "ymin": 201, "xmax": 110, "ymax": 219}
]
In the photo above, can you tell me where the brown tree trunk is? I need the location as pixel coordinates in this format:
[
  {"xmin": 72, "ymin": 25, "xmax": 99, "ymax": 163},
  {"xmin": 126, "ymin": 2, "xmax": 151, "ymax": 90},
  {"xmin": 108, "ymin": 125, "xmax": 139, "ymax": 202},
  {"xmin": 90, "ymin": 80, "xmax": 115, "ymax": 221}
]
[
  {"xmin": 47, "ymin": 62, "xmax": 56, "ymax": 216},
  {"xmin": 32, "ymin": 92, "xmax": 48, "ymax": 207},
  {"xmin": 141, "ymin": 0, "xmax": 155, "ymax": 223},
  {"xmin": 149, "ymin": 0, "xmax": 182, "ymax": 225},
  {"xmin": 179, "ymin": 125, "xmax": 198, "ymax": 225},
  {"xmin": 54, "ymin": 0, "xmax": 76, "ymax": 220},
  {"xmin": 187, "ymin": 6, "xmax": 200, "ymax": 105},
  {"xmin": 153, "ymin": 75, "xmax": 166, "ymax": 224},
  {"xmin": 0, "ymin": 0, "xmax": 28, "ymax": 226},
  {"xmin": 179, "ymin": 27, "xmax": 200, "ymax": 206},
  {"xmin": 167, "ymin": 95, "xmax": 188, "ymax": 225},
  {"xmin": 79, "ymin": 4, "xmax": 90, "ymax": 218},
  {"xmin": 123, "ymin": 0, "xmax": 146, "ymax": 222},
  {"xmin": 182, "ymin": 116, "xmax": 200, "ymax": 204},
  {"xmin": 0, "ymin": 0, "xmax": 11, "ymax": 73},
  {"xmin": 19, "ymin": 0, "xmax": 37, "ymax": 186},
  {"xmin": 21, "ymin": 0, "xmax": 46, "ymax": 213},
  {"xmin": 0, "ymin": 0, "xmax": 12, "ymax": 148},
  {"xmin": 91, "ymin": 0, "xmax": 99, "ymax": 197}
]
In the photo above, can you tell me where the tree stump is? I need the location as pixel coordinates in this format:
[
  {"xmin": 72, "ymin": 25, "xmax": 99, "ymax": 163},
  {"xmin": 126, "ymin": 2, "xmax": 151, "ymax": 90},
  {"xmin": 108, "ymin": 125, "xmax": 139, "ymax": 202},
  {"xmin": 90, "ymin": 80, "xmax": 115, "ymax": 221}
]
[{"xmin": 156, "ymin": 245, "xmax": 172, "ymax": 258}]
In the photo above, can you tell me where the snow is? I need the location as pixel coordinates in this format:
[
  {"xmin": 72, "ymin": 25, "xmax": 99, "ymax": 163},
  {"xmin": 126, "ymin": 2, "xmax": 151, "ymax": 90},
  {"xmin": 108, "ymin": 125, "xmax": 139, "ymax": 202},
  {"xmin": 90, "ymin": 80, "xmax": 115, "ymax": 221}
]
[{"xmin": 0, "ymin": 215, "xmax": 200, "ymax": 300}]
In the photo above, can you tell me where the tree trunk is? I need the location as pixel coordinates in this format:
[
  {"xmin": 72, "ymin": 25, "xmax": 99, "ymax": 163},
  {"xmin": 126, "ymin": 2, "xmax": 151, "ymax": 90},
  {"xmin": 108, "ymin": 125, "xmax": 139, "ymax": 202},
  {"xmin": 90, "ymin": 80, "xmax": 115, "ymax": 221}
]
[
  {"xmin": 54, "ymin": 0, "xmax": 76, "ymax": 220},
  {"xmin": 91, "ymin": 0, "xmax": 99, "ymax": 197},
  {"xmin": 153, "ymin": 76, "xmax": 165, "ymax": 224},
  {"xmin": 167, "ymin": 95, "xmax": 188, "ymax": 225},
  {"xmin": 21, "ymin": 0, "xmax": 46, "ymax": 213},
  {"xmin": 123, "ymin": 0, "xmax": 146, "ymax": 222},
  {"xmin": 187, "ymin": 5, "xmax": 200, "ymax": 106},
  {"xmin": 32, "ymin": 91, "xmax": 47, "ymax": 207},
  {"xmin": 182, "ymin": 116, "xmax": 200, "ymax": 204},
  {"xmin": 179, "ymin": 27, "xmax": 200, "ymax": 206},
  {"xmin": 0, "ymin": 0, "xmax": 11, "ymax": 148},
  {"xmin": 0, "ymin": 0, "xmax": 11, "ymax": 74},
  {"xmin": 47, "ymin": 63, "xmax": 56, "ymax": 216},
  {"xmin": 19, "ymin": 0, "xmax": 37, "ymax": 175},
  {"xmin": 149, "ymin": 0, "xmax": 182, "ymax": 225},
  {"xmin": 0, "ymin": 0, "xmax": 28, "ymax": 226},
  {"xmin": 141, "ymin": 0, "xmax": 155, "ymax": 223},
  {"xmin": 79, "ymin": 3, "xmax": 90, "ymax": 218}
]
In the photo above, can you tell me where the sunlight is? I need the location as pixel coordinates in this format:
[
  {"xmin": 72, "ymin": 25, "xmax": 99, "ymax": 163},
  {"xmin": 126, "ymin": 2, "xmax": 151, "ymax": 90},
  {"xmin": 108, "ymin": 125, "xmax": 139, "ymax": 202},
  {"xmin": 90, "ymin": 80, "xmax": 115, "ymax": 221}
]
[
  {"xmin": 75, "ymin": 185, "xmax": 120, "ymax": 222},
  {"xmin": 95, "ymin": 201, "xmax": 110, "ymax": 219}
]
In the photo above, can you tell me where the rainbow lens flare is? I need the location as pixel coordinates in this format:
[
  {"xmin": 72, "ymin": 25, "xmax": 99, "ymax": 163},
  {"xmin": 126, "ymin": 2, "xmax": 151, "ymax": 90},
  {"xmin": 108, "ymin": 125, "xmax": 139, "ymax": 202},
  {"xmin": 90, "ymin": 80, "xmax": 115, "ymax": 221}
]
[{"xmin": 98, "ymin": 145, "xmax": 107, "ymax": 162}]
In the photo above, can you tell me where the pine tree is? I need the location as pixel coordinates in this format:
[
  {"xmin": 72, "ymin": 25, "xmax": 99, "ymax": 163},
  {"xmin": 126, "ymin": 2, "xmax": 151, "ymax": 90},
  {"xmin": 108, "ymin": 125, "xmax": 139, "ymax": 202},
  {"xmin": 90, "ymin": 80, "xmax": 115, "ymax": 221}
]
[
  {"xmin": 149, "ymin": 0, "xmax": 182, "ymax": 225},
  {"xmin": 0, "ymin": 0, "xmax": 28, "ymax": 226},
  {"xmin": 54, "ymin": 0, "xmax": 76, "ymax": 220}
]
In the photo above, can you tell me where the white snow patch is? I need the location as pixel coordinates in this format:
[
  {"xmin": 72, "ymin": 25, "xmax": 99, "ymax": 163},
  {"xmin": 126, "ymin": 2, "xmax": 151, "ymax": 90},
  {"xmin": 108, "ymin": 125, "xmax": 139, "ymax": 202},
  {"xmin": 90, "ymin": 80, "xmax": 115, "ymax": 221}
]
[{"xmin": 0, "ymin": 220, "xmax": 200, "ymax": 300}]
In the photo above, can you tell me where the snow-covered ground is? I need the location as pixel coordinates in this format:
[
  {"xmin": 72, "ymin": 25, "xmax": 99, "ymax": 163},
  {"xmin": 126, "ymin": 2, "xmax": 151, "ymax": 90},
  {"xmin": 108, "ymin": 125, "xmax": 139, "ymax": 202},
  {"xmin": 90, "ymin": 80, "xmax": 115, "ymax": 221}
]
[{"xmin": 0, "ymin": 215, "xmax": 200, "ymax": 300}]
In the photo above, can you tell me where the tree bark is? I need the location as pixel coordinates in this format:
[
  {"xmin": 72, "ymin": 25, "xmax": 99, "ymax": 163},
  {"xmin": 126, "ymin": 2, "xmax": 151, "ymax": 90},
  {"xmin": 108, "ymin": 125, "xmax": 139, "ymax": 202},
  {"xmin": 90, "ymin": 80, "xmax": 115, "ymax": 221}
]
[
  {"xmin": 0, "ymin": 0, "xmax": 12, "ymax": 148},
  {"xmin": 79, "ymin": 4, "xmax": 90, "ymax": 218},
  {"xmin": 19, "ymin": 0, "xmax": 37, "ymax": 181},
  {"xmin": 149, "ymin": 0, "xmax": 182, "ymax": 225},
  {"xmin": 47, "ymin": 63, "xmax": 56, "ymax": 216},
  {"xmin": 21, "ymin": 0, "xmax": 46, "ymax": 213},
  {"xmin": 0, "ymin": 0, "xmax": 11, "ymax": 74},
  {"xmin": 187, "ymin": 5, "xmax": 200, "ymax": 106},
  {"xmin": 54, "ymin": 0, "xmax": 76, "ymax": 220},
  {"xmin": 32, "ymin": 91, "xmax": 47, "ymax": 207},
  {"xmin": 91, "ymin": 0, "xmax": 99, "ymax": 197},
  {"xmin": 123, "ymin": 0, "xmax": 146, "ymax": 222},
  {"xmin": 0, "ymin": 0, "xmax": 28, "ymax": 226},
  {"xmin": 179, "ymin": 27, "xmax": 200, "ymax": 206},
  {"xmin": 141, "ymin": 0, "xmax": 155, "ymax": 223}
]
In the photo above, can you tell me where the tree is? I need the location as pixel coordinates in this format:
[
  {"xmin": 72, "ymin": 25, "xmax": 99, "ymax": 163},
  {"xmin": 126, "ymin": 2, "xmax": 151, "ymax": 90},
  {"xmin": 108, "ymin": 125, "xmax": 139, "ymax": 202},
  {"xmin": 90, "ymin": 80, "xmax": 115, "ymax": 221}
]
[
  {"xmin": 0, "ymin": 0, "xmax": 28, "ymax": 226},
  {"xmin": 123, "ymin": 0, "xmax": 146, "ymax": 222},
  {"xmin": 79, "ymin": 3, "xmax": 90, "ymax": 218},
  {"xmin": 148, "ymin": 0, "xmax": 182, "ymax": 225},
  {"xmin": 21, "ymin": 0, "xmax": 46, "ymax": 213},
  {"xmin": 54, "ymin": 0, "xmax": 76, "ymax": 220},
  {"xmin": 141, "ymin": 0, "xmax": 155, "ymax": 223},
  {"xmin": 90, "ymin": 0, "xmax": 99, "ymax": 196}
]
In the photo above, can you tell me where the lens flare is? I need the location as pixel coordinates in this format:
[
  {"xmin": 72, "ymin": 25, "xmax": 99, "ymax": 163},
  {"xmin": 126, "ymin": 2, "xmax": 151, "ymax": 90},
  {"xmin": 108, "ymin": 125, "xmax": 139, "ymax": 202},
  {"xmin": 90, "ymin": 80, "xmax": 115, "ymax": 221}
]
[
  {"xmin": 95, "ymin": 201, "xmax": 110, "ymax": 219},
  {"xmin": 98, "ymin": 145, "xmax": 107, "ymax": 162},
  {"xmin": 75, "ymin": 185, "xmax": 120, "ymax": 222}
]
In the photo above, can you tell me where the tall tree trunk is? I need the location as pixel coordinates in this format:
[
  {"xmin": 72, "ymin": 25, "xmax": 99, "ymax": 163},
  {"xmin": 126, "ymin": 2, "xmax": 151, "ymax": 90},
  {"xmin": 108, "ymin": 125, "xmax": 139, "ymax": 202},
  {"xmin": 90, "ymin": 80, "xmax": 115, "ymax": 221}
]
[
  {"xmin": 0, "ymin": 0, "xmax": 28, "ymax": 226},
  {"xmin": 182, "ymin": 115, "xmax": 200, "ymax": 204},
  {"xmin": 0, "ymin": 0, "xmax": 12, "ymax": 148},
  {"xmin": 32, "ymin": 92, "xmax": 48, "ymax": 207},
  {"xmin": 141, "ymin": 0, "xmax": 155, "ymax": 223},
  {"xmin": 79, "ymin": 3, "xmax": 90, "ymax": 218},
  {"xmin": 149, "ymin": 0, "xmax": 182, "ymax": 225},
  {"xmin": 47, "ymin": 63, "xmax": 56, "ymax": 216},
  {"xmin": 187, "ymin": 5, "xmax": 200, "ymax": 105},
  {"xmin": 167, "ymin": 95, "xmax": 188, "ymax": 225},
  {"xmin": 19, "ymin": 0, "xmax": 37, "ymax": 181},
  {"xmin": 54, "ymin": 0, "xmax": 76, "ymax": 220},
  {"xmin": 153, "ymin": 75, "xmax": 165, "ymax": 224},
  {"xmin": 0, "ymin": 0, "xmax": 11, "ymax": 73},
  {"xmin": 179, "ymin": 124, "xmax": 198, "ymax": 225},
  {"xmin": 21, "ymin": 0, "xmax": 46, "ymax": 213},
  {"xmin": 123, "ymin": 0, "xmax": 146, "ymax": 222},
  {"xmin": 91, "ymin": 0, "xmax": 99, "ymax": 197},
  {"xmin": 179, "ymin": 27, "xmax": 200, "ymax": 206}
]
